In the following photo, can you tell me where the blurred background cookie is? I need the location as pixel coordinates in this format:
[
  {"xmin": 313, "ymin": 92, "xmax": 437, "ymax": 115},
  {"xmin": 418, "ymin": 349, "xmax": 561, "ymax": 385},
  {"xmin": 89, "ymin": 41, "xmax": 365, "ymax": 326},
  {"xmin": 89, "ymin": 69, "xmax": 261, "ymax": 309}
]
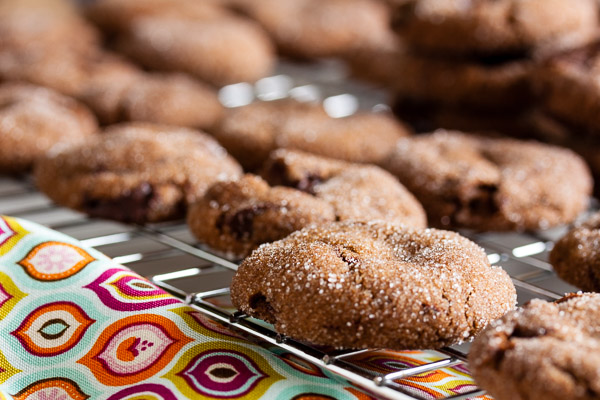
[
  {"xmin": 0, "ymin": 83, "xmax": 97, "ymax": 174},
  {"xmin": 229, "ymin": 0, "xmax": 396, "ymax": 59},
  {"xmin": 213, "ymin": 99, "xmax": 410, "ymax": 170},
  {"xmin": 382, "ymin": 130, "xmax": 592, "ymax": 231},
  {"xmin": 87, "ymin": 0, "xmax": 276, "ymax": 86},
  {"xmin": 550, "ymin": 212, "xmax": 600, "ymax": 292},
  {"xmin": 393, "ymin": 0, "xmax": 599, "ymax": 57},
  {"xmin": 35, "ymin": 123, "xmax": 242, "ymax": 224}
]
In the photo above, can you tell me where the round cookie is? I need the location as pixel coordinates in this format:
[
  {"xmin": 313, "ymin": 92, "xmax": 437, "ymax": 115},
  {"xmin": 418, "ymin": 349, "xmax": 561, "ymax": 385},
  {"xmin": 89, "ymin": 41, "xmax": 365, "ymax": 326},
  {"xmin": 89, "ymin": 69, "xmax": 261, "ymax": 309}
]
[
  {"xmin": 213, "ymin": 99, "xmax": 410, "ymax": 170},
  {"xmin": 120, "ymin": 73, "xmax": 223, "ymax": 129},
  {"xmin": 469, "ymin": 293, "xmax": 600, "ymax": 400},
  {"xmin": 393, "ymin": 51, "xmax": 533, "ymax": 110},
  {"xmin": 550, "ymin": 212, "xmax": 600, "ymax": 292},
  {"xmin": 232, "ymin": 0, "xmax": 395, "ymax": 58},
  {"xmin": 187, "ymin": 174, "xmax": 336, "ymax": 257},
  {"xmin": 86, "ymin": 0, "xmax": 226, "ymax": 32},
  {"xmin": 231, "ymin": 220, "xmax": 516, "ymax": 349},
  {"xmin": 0, "ymin": 0, "xmax": 100, "ymax": 55},
  {"xmin": 35, "ymin": 123, "xmax": 242, "ymax": 224},
  {"xmin": 534, "ymin": 41, "xmax": 600, "ymax": 137},
  {"xmin": 115, "ymin": 14, "xmax": 275, "ymax": 86},
  {"xmin": 261, "ymin": 149, "xmax": 427, "ymax": 227},
  {"xmin": 189, "ymin": 149, "xmax": 427, "ymax": 257},
  {"xmin": 382, "ymin": 130, "xmax": 592, "ymax": 231},
  {"xmin": 0, "ymin": 83, "xmax": 97, "ymax": 173},
  {"xmin": 393, "ymin": 0, "xmax": 598, "ymax": 57},
  {"xmin": 350, "ymin": 44, "xmax": 533, "ymax": 110}
]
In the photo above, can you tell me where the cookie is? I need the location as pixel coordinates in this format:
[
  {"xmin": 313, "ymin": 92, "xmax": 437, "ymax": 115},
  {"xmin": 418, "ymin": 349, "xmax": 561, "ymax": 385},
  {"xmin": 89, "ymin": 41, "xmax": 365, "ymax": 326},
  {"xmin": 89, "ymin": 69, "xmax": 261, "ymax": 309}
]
[
  {"xmin": 188, "ymin": 149, "xmax": 426, "ymax": 257},
  {"xmin": 86, "ymin": 0, "xmax": 226, "ymax": 32},
  {"xmin": 187, "ymin": 174, "xmax": 336, "ymax": 257},
  {"xmin": 0, "ymin": 83, "xmax": 97, "ymax": 173},
  {"xmin": 119, "ymin": 73, "xmax": 223, "ymax": 129},
  {"xmin": 231, "ymin": 220, "xmax": 516, "ymax": 349},
  {"xmin": 469, "ymin": 293, "xmax": 600, "ymax": 400},
  {"xmin": 382, "ymin": 130, "xmax": 592, "ymax": 231},
  {"xmin": 393, "ymin": 0, "xmax": 599, "ymax": 57},
  {"xmin": 213, "ymin": 100, "xmax": 410, "ymax": 170},
  {"xmin": 0, "ymin": 0, "xmax": 100, "ymax": 55},
  {"xmin": 261, "ymin": 149, "xmax": 427, "ymax": 226},
  {"xmin": 350, "ymin": 44, "xmax": 533, "ymax": 111},
  {"xmin": 535, "ymin": 41, "xmax": 600, "ymax": 138},
  {"xmin": 550, "ymin": 213, "xmax": 600, "ymax": 292},
  {"xmin": 35, "ymin": 123, "xmax": 242, "ymax": 224},
  {"xmin": 88, "ymin": 0, "xmax": 275, "ymax": 86},
  {"xmin": 392, "ymin": 98, "xmax": 541, "ymax": 138},
  {"xmin": 231, "ymin": 0, "xmax": 395, "ymax": 58},
  {"xmin": 116, "ymin": 15, "xmax": 275, "ymax": 86}
]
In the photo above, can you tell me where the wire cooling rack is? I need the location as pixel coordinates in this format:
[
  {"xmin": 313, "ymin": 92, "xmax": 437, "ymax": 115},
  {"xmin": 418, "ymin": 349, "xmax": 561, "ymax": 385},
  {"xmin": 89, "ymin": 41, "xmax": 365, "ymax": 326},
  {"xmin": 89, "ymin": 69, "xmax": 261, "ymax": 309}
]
[
  {"xmin": 0, "ymin": 61, "xmax": 587, "ymax": 399},
  {"xmin": 0, "ymin": 173, "xmax": 583, "ymax": 400}
]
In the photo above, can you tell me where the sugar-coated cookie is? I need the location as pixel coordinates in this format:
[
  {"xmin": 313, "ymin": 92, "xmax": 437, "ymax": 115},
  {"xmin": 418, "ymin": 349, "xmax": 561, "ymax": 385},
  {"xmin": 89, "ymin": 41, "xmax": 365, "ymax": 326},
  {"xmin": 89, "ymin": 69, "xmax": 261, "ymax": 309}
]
[
  {"xmin": 231, "ymin": 220, "xmax": 516, "ymax": 349},
  {"xmin": 469, "ymin": 293, "xmax": 600, "ymax": 400},
  {"xmin": 35, "ymin": 123, "xmax": 242, "ymax": 224}
]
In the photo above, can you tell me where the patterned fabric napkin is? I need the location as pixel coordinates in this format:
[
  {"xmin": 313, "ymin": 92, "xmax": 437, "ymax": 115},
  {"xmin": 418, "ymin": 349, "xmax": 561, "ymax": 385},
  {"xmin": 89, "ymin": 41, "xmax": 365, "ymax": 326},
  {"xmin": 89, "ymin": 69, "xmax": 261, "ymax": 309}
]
[{"xmin": 0, "ymin": 216, "xmax": 489, "ymax": 400}]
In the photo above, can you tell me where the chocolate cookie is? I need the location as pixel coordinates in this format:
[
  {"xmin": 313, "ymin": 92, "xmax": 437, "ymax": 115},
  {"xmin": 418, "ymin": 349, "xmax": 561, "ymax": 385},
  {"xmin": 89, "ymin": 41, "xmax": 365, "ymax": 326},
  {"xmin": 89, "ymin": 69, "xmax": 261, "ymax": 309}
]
[
  {"xmin": 35, "ymin": 123, "xmax": 242, "ymax": 224},
  {"xmin": 213, "ymin": 100, "xmax": 410, "ymax": 170},
  {"xmin": 394, "ymin": 51, "xmax": 533, "ymax": 110},
  {"xmin": 382, "ymin": 130, "xmax": 592, "ymax": 231},
  {"xmin": 535, "ymin": 41, "xmax": 600, "ymax": 138},
  {"xmin": 231, "ymin": 220, "xmax": 516, "ymax": 349},
  {"xmin": 393, "ymin": 0, "xmax": 598, "ymax": 57},
  {"xmin": 88, "ymin": 0, "xmax": 275, "ymax": 86},
  {"xmin": 188, "ymin": 149, "xmax": 426, "ymax": 256},
  {"xmin": 261, "ymin": 149, "xmax": 427, "ymax": 226},
  {"xmin": 550, "ymin": 213, "xmax": 600, "ymax": 292},
  {"xmin": 350, "ymin": 43, "xmax": 534, "ymax": 111},
  {"xmin": 469, "ymin": 293, "xmax": 600, "ymax": 400},
  {"xmin": 187, "ymin": 174, "xmax": 336, "ymax": 257},
  {"xmin": 0, "ymin": 83, "xmax": 97, "ymax": 173},
  {"xmin": 231, "ymin": 0, "xmax": 395, "ymax": 58}
]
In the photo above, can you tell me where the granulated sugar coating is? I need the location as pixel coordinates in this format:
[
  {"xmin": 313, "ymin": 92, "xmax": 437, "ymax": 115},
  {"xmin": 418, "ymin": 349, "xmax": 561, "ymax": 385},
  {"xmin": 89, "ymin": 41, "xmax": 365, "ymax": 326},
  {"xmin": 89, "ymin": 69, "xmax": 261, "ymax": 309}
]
[
  {"xmin": 0, "ymin": 82, "xmax": 98, "ymax": 173},
  {"xmin": 262, "ymin": 149, "xmax": 427, "ymax": 227},
  {"xmin": 188, "ymin": 174, "xmax": 336, "ymax": 258},
  {"xmin": 394, "ymin": 0, "xmax": 598, "ymax": 57},
  {"xmin": 189, "ymin": 150, "xmax": 426, "ymax": 257},
  {"xmin": 550, "ymin": 212, "xmax": 600, "ymax": 292},
  {"xmin": 382, "ymin": 130, "xmax": 592, "ymax": 231},
  {"xmin": 231, "ymin": 220, "xmax": 516, "ymax": 350},
  {"xmin": 469, "ymin": 293, "xmax": 600, "ymax": 400},
  {"xmin": 34, "ymin": 123, "xmax": 242, "ymax": 224}
]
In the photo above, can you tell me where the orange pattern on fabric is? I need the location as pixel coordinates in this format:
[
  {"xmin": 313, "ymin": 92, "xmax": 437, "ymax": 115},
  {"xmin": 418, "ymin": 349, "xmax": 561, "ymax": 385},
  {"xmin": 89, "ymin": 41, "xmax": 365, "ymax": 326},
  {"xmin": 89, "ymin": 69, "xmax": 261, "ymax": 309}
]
[
  {"xmin": 79, "ymin": 314, "xmax": 192, "ymax": 386},
  {"xmin": 12, "ymin": 378, "xmax": 89, "ymax": 400},
  {"xmin": 18, "ymin": 241, "xmax": 94, "ymax": 281}
]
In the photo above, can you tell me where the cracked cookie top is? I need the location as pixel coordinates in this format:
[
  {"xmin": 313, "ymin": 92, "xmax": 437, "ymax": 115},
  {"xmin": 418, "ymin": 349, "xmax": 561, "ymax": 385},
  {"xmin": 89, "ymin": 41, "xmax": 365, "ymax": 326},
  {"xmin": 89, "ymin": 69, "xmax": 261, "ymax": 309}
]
[
  {"xmin": 188, "ymin": 149, "xmax": 426, "ymax": 257},
  {"xmin": 469, "ymin": 293, "xmax": 600, "ymax": 400},
  {"xmin": 231, "ymin": 220, "xmax": 516, "ymax": 349},
  {"xmin": 382, "ymin": 130, "xmax": 592, "ymax": 231},
  {"xmin": 34, "ymin": 122, "xmax": 242, "ymax": 224}
]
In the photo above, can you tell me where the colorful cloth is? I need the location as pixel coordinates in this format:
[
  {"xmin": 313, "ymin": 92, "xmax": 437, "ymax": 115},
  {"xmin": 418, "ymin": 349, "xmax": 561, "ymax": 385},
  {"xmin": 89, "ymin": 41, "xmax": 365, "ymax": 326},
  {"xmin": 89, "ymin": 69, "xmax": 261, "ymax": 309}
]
[{"xmin": 0, "ymin": 216, "xmax": 489, "ymax": 399}]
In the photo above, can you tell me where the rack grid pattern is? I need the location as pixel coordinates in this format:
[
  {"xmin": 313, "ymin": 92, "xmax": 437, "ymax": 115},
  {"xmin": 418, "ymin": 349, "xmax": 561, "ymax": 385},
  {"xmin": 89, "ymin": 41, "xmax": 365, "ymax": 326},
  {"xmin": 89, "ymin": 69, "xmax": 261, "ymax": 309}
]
[{"xmin": 0, "ymin": 175, "xmax": 583, "ymax": 400}]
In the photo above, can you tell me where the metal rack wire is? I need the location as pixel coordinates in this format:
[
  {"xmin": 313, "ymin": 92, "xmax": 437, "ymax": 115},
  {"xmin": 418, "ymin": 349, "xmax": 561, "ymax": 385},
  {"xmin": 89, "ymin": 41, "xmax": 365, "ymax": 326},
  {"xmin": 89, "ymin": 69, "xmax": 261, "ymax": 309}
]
[{"xmin": 0, "ymin": 173, "xmax": 582, "ymax": 400}]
